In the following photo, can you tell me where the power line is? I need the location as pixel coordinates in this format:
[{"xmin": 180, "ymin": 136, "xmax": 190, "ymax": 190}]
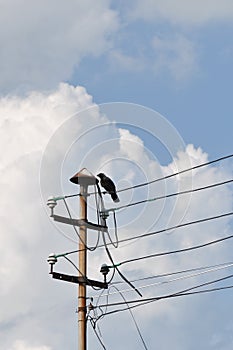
[
  {"xmin": 89, "ymin": 319, "xmax": 107, "ymax": 350},
  {"xmin": 53, "ymin": 153, "xmax": 233, "ymax": 201},
  {"xmin": 113, "ymin": 211, "xmax": 233, "ymax": 247},
  {"xmin": 106, "ymin": 179, "xmax": 233, "ymax": 213},
  {"xmin": 96, "ymin": 181, "xmax": 142, "ymax": 298},
  {"xmin": 96, "ymin": 285, "xmax": 233, "ymax": 318},
  {"xmin": 110, "ymin": 260, "xmax": 233, "ymax": 285},
  {"xmin": 110, "ymin": 285, "xmax": 149, "ymax": 350},
  {"xmin": 98, "ymin": 262, "xmax": 233, "ymax": 298},
  {"xmin": 63, "ymin": 198, "xmax": 100, "ymax": 251},
  {"xmin": 94, "ymin": 273, "xmax": 233, "ymax": 313},
  {"xmin": 118, "ymin": 230, "xmax": 233, "ymax": 267},
  {"xmin": 55, "ymin": 211, "xmax": 233, "ymax": 257},
  {"xmin": 115, "ymin": 153, "xmax": 233, "ymax": 194}
]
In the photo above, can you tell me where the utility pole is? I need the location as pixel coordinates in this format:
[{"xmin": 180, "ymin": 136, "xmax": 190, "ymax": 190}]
[
  {"xmin": 78, "ymin": 183, "xmax": 87, "ymax": 350},
  {"xmin": 47, "ymin": 168, "xmax": 109, "ymax": 350},
  {"xmin": 69, "ymin": 169, "xmax": 96, "ymax": 350}
]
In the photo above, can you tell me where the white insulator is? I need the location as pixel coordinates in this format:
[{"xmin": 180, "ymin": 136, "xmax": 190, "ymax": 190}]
[
  {"xmin": 47, "ymin": 197, "xmax": 57, "ymax": 216},
  {"xmin": 47, "ymin": 253, "xmax": 57, "ymax": 265},
  {"xmin": 47, "ymin": 197, "xmax": 57, "ymax": 209}
]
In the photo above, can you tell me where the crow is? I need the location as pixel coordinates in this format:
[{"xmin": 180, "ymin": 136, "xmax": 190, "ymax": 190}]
[{"xmin": 97, "ymin": 173, "xmax": 120, "ymax": 203}]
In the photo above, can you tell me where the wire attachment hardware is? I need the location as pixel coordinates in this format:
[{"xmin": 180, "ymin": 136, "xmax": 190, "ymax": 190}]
[
  {"xmin": 100, "ymin": 263, "xmax": 110, "ymax": 284},
  {"xmin": 47, "ymin": 253, "xmax": 57, "ymax": 273},
  {"xmin": 47, "ymin": 197, "xmax": 57, "ymax": 217},
  {"xmin": 100, "ymin": 210, "xmax": 109, "ymax": 220}
]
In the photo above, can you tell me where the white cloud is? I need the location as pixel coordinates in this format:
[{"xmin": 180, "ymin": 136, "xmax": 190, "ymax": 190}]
[
  {"xmin": 9, "ymin": 340, "xmax": 51, "ymax": 350},
  {"xmin": 0, "ymin": 83, "xmax": 94, "ymax": 170},
  {"xmin": 0, "ymin": 84, "xmax": 232, "ymax": 349},
  {"xmin": 106, "ymin": 34, "xmax": 198, "ymax": 81},
  {"xmin": 119, "ymin": 128, "xmax": 145, "ymax": 161},
  {"xmin": 108, "ymin": 50, "xmax": 145, "ymax": 72},
  {"xmin": 131, "ymin": 0, "xmax": 233, "ymax": 25},
  {"xmin": 152, "ymin": 34, "xmax": 198, "ymax": 81},
  {"xmin": 0, "ymin": 0, "xmax": 118, "ymax": 93}
]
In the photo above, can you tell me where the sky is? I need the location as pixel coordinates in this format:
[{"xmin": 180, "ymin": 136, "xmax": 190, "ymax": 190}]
[{"xmin": 0, "ymin": 1, "xmax": 233, "ymax": 350}]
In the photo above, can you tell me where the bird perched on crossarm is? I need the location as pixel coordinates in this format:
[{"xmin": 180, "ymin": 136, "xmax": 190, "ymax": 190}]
[{"xmin": 97, "ymin": 173, "xmax": 120, "ymax": 202}]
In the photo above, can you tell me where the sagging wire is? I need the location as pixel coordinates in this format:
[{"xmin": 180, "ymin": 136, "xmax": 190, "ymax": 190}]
[
  {"xmin": 112, "ymin": 211, "xmax": 119, "ymax": 248},
  {"xmin": 63, "ymin": 197, "xmax": 99, "ymax": 251},
  {"xmin": 95, "ymin": 273, "xmax": 233, "ymax": 316},
  {"xmin": 94, "ymin": 284, "xmax": 233, "ymax": 319},
  {"xmin": 98, "ymin": 261, "xmax": 233, "ymax": 298},
  {"xmin": 60, "ymin": 256, "xmax": 102, "ymax": 291},
  {"xmin": 95, "ymin": 181, "xmax": 119, "ymax": 248},
  {"xmin": 89, "ymin": 317, "xmax": 107, "ymax": 350},
  {"xmin": 96, "ymin": 181, "xmax": 143, "ymax": 298},
  {"xmin": 110, "ymin": 260, "xmax": 233, "ymax": 285},
  {"xmin": 105, "ymin": 178, "xmax": 233, "ymax": 214},
  {"xmin": 93, "ymin": 184, "xmax": 101, "ymax": 248},
  {"xmin": 87, "ymin": 300, "xmax": 107, "ymax": 350},
  {"xmin": 53, "ymin": 153, "xmax": 233, "ymax": 200},
  {"xmin": 63, "ymin": 255, "xmax": 82, "ymax": 275},
  {"xmin": 118, "ymin": 228, "xmax": 233, "ymax": 266},
  {"xmin": 111, "ymin": 285, "xmax": 149, "ymax": 350},
  {"xmin": 54, "ymin": 211, "xmax": 233, "ymax": 257},
  {"xmin": 87, "ymin": 284, "xmax": 111, "ymax": 349}
]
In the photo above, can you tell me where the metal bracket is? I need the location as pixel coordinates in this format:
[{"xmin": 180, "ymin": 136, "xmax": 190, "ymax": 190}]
[
  {"xmin": 51, "ymin": 272, "xmax": 108, "ymax": 289},
  {"xmin": 51, "ymin": 215, "xmax": 108, "ymax": 232}
]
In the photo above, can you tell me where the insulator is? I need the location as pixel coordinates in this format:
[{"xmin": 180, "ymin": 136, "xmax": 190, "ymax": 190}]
[
  {"xmin": 100, "ymin": 263, "xmax": 110, "ymax": 276},
  {"xmin": 47, "ymin": 253, "xmax": 57, "ymax": 265}
]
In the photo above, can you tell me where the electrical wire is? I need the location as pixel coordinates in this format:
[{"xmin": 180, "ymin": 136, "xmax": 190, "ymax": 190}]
[
  {"xmin": 95, "ymin": 273, "xmax": 233, "ymax": 315},
  {"xmin": 102, "ymin": 224, "xmax": 143, "ymax": 297},
  {"xmin": 117, "ymin": 230, "xmax": 233, "ymax": 266},
  {"xmin": 89, "ymin": 318, "xmax": 107, "ymax": 350},
  {"xmin": 96, "ymin": 181, "xmax": 119, "ymax": 248},
  {"xmin": 97, "ymin": 285, "xmax": 233, "ymax": 318},
  {"xmin": 110, "ymin": 211, "xmax": 233, "ymax": 247},
  {"xmin": 62, "ymin": 256, "xmax": 103, "ymax": 291},
  {"xmin": 96, "ymin": 181, "xmax": 142, "ymax": 297},
  {"xmin": 93, "ymin": 184, "xmax": 101, "ymax": 248},
  {"xmin": 110, "ymin": 285, "xmax": 149, "ymax": 350},
  {"xmin": 55, "ymin": 211, "xmax": 233, "ymax": 257},
  {"xmin": 115, "ymin": 153, "xmax": 233, "ymax": 194},
  {"xmin": 96, "ymin": 181, "xmax": 119, "ymax": 249},
  {"xmin": 63, "ymin": 255, "xmax": 82, "ymax": 275},
  {"xmin": 98, "ymin": 261, "xmax": 233, "ymax": 298},
  {"xmin": 53, "ymin": 153, "xmax": 233, "ymax": 200},
  {"xmin": 112, "ymin": 211, "xmax": 119, "ymax": 248},
  {"xmin": 106, "ymin": 178, "xmax": 233, "ymax": 213},
  {"xmin": 63, "ymin": 198, "xmax": 99, "ymax": 251},
  {"xmin": 110, "ymin": 260, "xmax": 233, "ymax": 285}
]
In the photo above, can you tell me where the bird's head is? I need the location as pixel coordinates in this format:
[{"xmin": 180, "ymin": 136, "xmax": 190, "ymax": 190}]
[{"xmin": 97, "ymin": 173, "xmax": 105, "ymax": 179}]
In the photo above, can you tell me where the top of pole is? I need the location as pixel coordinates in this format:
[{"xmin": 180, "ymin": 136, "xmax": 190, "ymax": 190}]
[{"xmin": 69, "ymin": 168, "xmax": 98, "ymax": 186}]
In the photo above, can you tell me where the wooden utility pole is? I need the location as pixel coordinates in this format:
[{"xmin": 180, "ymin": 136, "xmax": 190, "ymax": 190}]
[
  {"xmin": 78, "ymin": 183, "xmax": 87, "ymax": 350},
  {"xmin": 47, "ymin": 168, "xmax": 108, "ymax": 350},
  {"xmin": 69, "ymin": 168, "xmax": 104, "ymax": 350}
]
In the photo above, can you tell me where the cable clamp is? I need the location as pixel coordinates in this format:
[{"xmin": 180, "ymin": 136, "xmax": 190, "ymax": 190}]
[{"xmin": 100, "ymin": 210, "xmax": 109, "ymax": 220}]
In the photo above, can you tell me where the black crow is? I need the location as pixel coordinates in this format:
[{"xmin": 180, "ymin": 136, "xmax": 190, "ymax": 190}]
[{"xmin": 97, "ymin": 173, "xmax": 120, "ymax": 202}]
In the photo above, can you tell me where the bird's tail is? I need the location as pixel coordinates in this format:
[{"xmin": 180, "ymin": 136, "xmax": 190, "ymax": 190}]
[{"xmin": 111, "ymin": 192, "xmax": 120, "ymax": 203}]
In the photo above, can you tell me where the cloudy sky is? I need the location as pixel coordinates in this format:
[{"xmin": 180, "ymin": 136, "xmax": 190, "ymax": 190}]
[{"xmin": 1, "ymin": 1, "xmax": 233, "ymax": 350}]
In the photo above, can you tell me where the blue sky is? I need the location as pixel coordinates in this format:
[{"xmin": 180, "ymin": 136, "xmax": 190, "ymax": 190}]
[
  {"xmin": 0, "ymin": 1, "xmax": 233, "ymax": 350},
  {"xmin": 73, "ymin": 14, "xmax": 233, "ymax": 158}
]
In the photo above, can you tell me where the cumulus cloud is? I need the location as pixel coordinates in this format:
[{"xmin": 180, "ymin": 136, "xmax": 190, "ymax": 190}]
[
  {"xmin": 0, "ymin": 83, "xmax": 232, "ymax": 349},
  {"xmin": 0, "ymin": 0, "xmax": 118, "ymax": 93}
]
